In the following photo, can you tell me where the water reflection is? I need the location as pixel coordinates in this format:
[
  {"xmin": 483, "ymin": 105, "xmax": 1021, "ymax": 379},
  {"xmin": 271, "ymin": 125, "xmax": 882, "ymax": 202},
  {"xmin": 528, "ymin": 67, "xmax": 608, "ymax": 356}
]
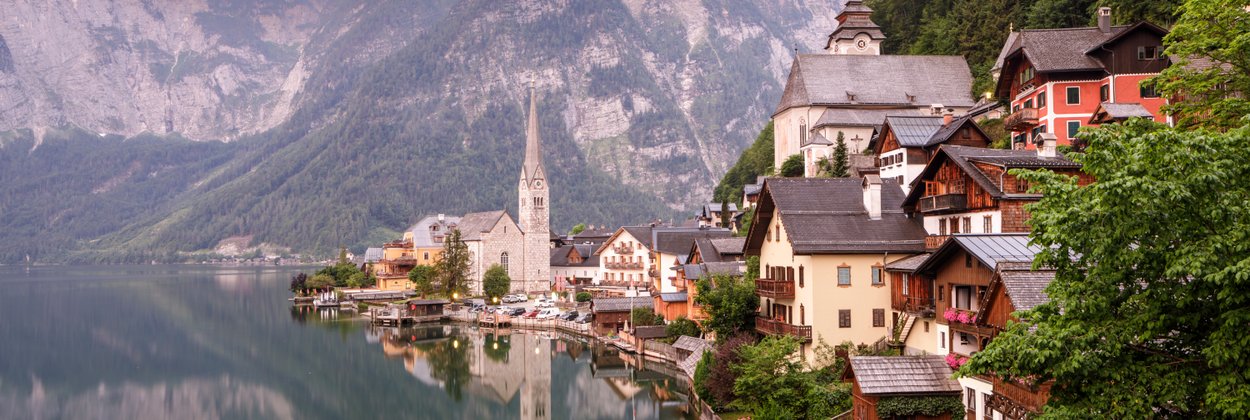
[
  {"xmin": 0, "ymin": 375, "xmax": 296, "ymax": 420},
  {"xmin": 364, "ymin": 324, "xmax": 694, "ymax": 419}
]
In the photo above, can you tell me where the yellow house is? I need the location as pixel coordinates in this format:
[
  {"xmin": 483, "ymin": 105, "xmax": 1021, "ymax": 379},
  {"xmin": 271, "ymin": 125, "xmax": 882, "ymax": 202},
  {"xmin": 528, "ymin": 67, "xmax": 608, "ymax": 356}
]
[
  {"xmin": 744, "ymin": 176, "xmax": 927, "ymax": 359},
  {"xmin": 375, "ymin": 238, "xmax": 416, "ymax": 291}
]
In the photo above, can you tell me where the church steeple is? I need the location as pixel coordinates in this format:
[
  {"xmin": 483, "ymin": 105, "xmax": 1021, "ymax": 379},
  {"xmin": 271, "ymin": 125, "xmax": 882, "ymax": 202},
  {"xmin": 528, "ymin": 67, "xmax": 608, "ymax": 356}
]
[
  {"xmin": 824, "ymin": 0, "xmax": 885, "ymax": 55},
  {"xmin": 522, "ymin": 83, "xmax": 545, "ymax": 182}
]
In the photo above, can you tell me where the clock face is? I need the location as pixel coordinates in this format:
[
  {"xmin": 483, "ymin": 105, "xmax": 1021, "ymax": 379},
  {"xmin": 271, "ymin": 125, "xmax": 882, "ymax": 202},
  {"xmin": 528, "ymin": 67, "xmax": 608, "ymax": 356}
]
[
  {"xmin": 856, "ymin": 40, "xmax": 867, "ymax": 50},
  {"xmin": 534, "ymin": 180, "xmax": 544, "ymax": 189}
]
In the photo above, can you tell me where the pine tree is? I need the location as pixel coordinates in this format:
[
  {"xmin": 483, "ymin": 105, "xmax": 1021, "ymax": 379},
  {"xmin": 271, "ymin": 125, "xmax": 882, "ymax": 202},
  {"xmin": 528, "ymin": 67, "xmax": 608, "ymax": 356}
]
[
  {"xmin": 435, "ymin": 229, "xmax": 471, "ymax": 300},
  {"xmin": 830, "ymin": 132, "xmax": 850, "ymax": 178}
]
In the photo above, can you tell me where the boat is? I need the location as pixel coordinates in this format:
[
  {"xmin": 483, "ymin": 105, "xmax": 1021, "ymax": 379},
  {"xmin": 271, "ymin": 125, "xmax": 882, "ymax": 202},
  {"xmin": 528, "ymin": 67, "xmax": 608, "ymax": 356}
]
[{"xmin": 313, "ymin": 291, "xmax": 340, "ymax": 308}]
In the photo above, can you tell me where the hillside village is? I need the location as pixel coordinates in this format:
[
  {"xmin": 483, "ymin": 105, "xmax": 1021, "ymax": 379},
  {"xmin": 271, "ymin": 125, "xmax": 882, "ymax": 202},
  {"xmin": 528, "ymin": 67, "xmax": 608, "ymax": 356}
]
[{"xmin": 318, "ymin": 1, "xmax": 1249, "ymax": 418}]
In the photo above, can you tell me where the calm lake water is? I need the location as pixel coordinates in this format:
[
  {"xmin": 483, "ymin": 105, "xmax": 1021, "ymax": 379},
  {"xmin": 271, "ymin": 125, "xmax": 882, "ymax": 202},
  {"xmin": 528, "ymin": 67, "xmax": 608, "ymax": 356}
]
[{"xmin": 0, "ymin": 265, "xmax": 693, "ymax": 419}]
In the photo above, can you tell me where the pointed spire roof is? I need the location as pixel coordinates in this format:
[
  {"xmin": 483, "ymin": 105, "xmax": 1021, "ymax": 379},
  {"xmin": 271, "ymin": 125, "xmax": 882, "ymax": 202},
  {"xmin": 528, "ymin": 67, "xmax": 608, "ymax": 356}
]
[{"xmin": 522, "ymin": 84, "xmax": 544, "ymax": 180}]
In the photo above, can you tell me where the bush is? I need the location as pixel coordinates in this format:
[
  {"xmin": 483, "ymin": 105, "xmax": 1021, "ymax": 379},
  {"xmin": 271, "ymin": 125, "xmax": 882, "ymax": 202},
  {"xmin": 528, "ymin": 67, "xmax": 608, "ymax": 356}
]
[
  {"xmin": 631, "ymin": 307, "xmax": 664, "ymax": 326},
  {"xmin": 703, "ymin": 333, "xmax": 756, "ymax": 411},
  {"xmin": 693, "ymin": 350, "xmax": 715, "ymax": 406},
  {"xmin": 575, "ymin": 291, "xmax": 593, "ymax": 302},
  {"xmin": 779, "ymin": 153, "xmax": 803, "ymax": 177},
  {"xmin": 665, "ymin": 316, "xmax": 701, "ymax": 340},
  {"xmin": 731, "ymin": 336, "xmax": 839, "ymax": 419},
  {"xmin": 876, "ymin": 395, "xmax": 965, "ymax": 418},
  {"xmin": 482, "ymin": 264, "xmax": 510, "ymax": 302}
]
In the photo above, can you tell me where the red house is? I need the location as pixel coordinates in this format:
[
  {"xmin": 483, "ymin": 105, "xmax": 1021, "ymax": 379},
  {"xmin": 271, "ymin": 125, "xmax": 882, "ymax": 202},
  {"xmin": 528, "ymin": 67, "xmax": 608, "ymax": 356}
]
[{"xmin": 993, "ymin": 7, "xmax": 1169, "ymax": 148}]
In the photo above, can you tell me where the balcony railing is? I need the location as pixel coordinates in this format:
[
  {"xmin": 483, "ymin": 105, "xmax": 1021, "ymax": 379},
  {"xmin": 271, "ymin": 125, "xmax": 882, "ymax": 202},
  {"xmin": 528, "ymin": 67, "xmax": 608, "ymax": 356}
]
[
  {"xmin": 755, "ymin": 278, "xmax": 795, "ymax": 299},
  {"xmin": 918, "ymin": 193, "xmax": 967, "ymax": 213},
  {"xmin": 605, "ymin": 261, "xmax": 642, "ymax": 270},
  {"xmin": 925, "ymin": 235, "xmax": 951, "ymax": 250},
  {"xmin": 755, "ymin": 318, "xmax": 812, "ymax": 342},
  {"xmin": 1004, "ymin": 108, "xmax": 1039, "ymax": 130},
  {"xmin": 892, "ymin": 296, "xmax": 936, "ymax": 316},
  {"xmin": 613, "ymin": 244, "xmax": 634, "ymax": 254}
]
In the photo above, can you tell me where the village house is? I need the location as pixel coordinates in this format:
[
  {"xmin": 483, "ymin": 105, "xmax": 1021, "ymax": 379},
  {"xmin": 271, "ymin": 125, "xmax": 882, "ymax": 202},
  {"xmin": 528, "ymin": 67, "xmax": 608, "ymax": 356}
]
[
  {"xmin": 742, "ymin": 175, "xmax": 766, "ymax": 210},
  {"xmin": 593, "ymin": 226, "xmax": 655, "ymax": 296},
  {"xmin": 901, "ymin": 140, "xmax": 1089, "ymax": 251},
  {"xmin": 773, "ymin": 0, "xmax": 975, "ymax": 176},
  {"xmin": 883, "ymin": 252, "xmax": 937, "ymax": 356},
  {"xmin": 657, "ymin": 236, "xmax": 747, "ymax": 323},
  {"xmin": 745, "ymin": 176, "xmax": 927, "ymax": 359},
  {"xmin": 550, "ymin": 243, "xmax": 599, "ymax": 294},
  {"xmin": 647, "ymin": 227, "xmax": 733, "ymax": 297},
  {"xmin": 696, "ymin": 202, "xmax": 738, "ymax": 229},
  {"xmin": 591, "ymin": 297, "xmax": 653, "ymax": 336},
  {"xmin": 871, "ymin": 114, "xmax": 992, "ymax": 193},
  {"xmin": 846, "ymin": 356, "xmax": 962, "ymax": 420},
  {"xmin": 909, "ymin": 234, "xmax": 1055, "ymax": 420},
  {"xmin": 409, "ymin": 213, "xmax": 460, "ymax": 266},
  {"xmin": 993, "ymin": 7, "xmax": 1169, "ymax": 148},
  {"xmin": 374, "ymin": 238, "xmax": 417, "ymax": 291}
]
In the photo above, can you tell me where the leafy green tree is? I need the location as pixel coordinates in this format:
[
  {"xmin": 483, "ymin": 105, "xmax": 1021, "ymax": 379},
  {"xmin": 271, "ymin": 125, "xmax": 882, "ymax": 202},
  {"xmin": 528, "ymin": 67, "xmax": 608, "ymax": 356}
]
[
  {"xmin": 347, "ymin": 271, "xmax": 367, "ymax": 288},
  {"xmin": 963, "ymin": 120, "xmax": 1250, "ymax": 418},
  {"xmin": 665, "ymin": 316, "xmax": 701, "ymax": 340},
  {"xmin": 631, "ymin": 307, "xmax": 664, "ymax": 327},
  {"xmin": 482, "ymin": 264, "xmax": 511, "ymax": 303},
  {"xmin": 731, "ymin": 336, "xmax": 839, "ymax": 419},
  {"xmin": 569, "ymin": 223, "xmax": 587, "ymax": 235},
  {"xmin": 736, "ymin": 207, "xmax": 755, "ymax": 238},
  {"xmin": 829, "ymin": 131, "xmax": 850, "ymax": 178},
  {"xmin": 1025, "ymin": 0, "xmax": 1096, "ymax": 28},
  {"xmin": 720, "ymin": 201, "xmax": 731, "ymax": 228},
  {"xmin": 575, "ymin": 291, "xmax": 593, "ymax": 302},
  {"xmin": 699, "ymin": 333, "xmax": 756, "ymax": 411},
  {"xmin": 694, "ymin": 273, "xmax": 759, "ymax": 339},
  {"xmin": 408, "ymin": 265, "xmax": 435, "ymax": 297},
  {"xmin": 745, "ymin": 256, "xmax": 759, "ymax": 282},
  {"xmin": 1153, "ymin": 0, "xmax": 1250, "ymax": 130},
  {"xmin": 779, "ymin": 153, "xmax": 804, "ymax": 177},
  {"xmin": 288, "ymin": 272, "xmax": 309, "ymax": 295},
  {"xmin": 713, "ymin": 122, "xmax": 774, "ymax": 202},
  {"xmin": 693, "ymin": 350, "xmax": 716, "ymax": 406},
  {"xmin": 307, "ymin": 274, "xmax": 335, "ymax": 291},
  {"xmin": 435, "ymin": 229, "xmax": 471, "ymax": 300}
]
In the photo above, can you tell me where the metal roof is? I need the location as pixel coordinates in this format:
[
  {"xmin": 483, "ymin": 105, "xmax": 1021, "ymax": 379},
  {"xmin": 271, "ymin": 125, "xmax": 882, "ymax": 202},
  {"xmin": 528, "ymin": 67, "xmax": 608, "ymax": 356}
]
[
  {"xmin": 953, "ymin": 234, "xmax": 1040, "ymax": 270},
  {"xmin": 850, "ymin": 356, "xmax": 961, "ymax": 396},
  {"xmin": 883, "ymin": 116, "xmax": 945, "ymax": 147},
  {"xmin": 660, "ymin": 292, "xmax": 688, "ymax": 303}
]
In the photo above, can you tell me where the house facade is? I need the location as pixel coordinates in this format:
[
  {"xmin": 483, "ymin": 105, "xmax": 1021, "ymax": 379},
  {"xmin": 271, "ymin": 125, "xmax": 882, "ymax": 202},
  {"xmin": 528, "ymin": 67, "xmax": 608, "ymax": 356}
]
[
  {"xmin": 994, "ymin": 8, "xmax": 1169, "ymax": 148},
  {"xmin": 593, "ymin": 226, "xmax": 654, "ymax": 295},
  {"xmin": 459, "ymin": 210, "xmax": 526, "ymax": 295},
  {"xmin": 873, "ymin": 114, "xmax": 992, "ymax": 193},
  {"xmin": 901, "ymin": 142, "xmax": 1089, "ymax": 250},
  {"xmin": 409, "ymin": 214, "xmax": 461, "ymax": 266},
  {"xmin": 745, "ymin": 177, "xmax": 927, "ymax": 359},
  {"xmin": 773, "ymin": 1, "xmax": 974, "ymax": 175},
  {"xmin": 375, "ymin": 239, "xmax": 416, "ymax": 291},
  {"xmin": 647, "ymin": 227, "xmax": 733, "ymax": 297},
  {"xmin": 550, "ymin": 243, "xmax": 599, "ymax": 293}
]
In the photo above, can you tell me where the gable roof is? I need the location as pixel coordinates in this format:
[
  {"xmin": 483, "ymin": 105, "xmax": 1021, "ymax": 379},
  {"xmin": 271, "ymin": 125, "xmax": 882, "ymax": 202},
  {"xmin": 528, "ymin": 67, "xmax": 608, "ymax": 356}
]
[
  {"xmin": 915, "ymin": 234, "xmax": 1040, "ymax": 274},
  {"xmin": 594, "ymin": 226, "xmax": 656, "ymax": 255},
  {"xmin": 775, "ymin": 54, "xmax": 975, "ymax": 116},
  {"xmin": 652, "ymin": 227, "xmax": 733, "ymax": 255},
  {"xmin": 745, "ymin": 178, "xmax": 927, "ymax": 255},
  {"xmin": 592, "ymin": 297, "xmax": 653, "ymax": 313},
  {"xmin": 682, "ymin": 261, "xmax": 747, "ymax": 280},
  {"xmin": 1089, "ymin": 102, "xmax": 1155, "ymax": 124},
  {"xmin": 801, "ymin": 131, "xmax": 834, "ymax": 147},
  {"xmin": 709, "ymin": 237, "xmax": 746, "ymax": 255},
  {"xmin": 456, "ymin": 210, "xmax": 509, "ymax": 241},
  {"xmin": 849, "ymin": 356, "xmax": 961, "ymax": 396},
  {"xmin": 410, "ymin": 214, "xmax": 464, "ymax": 248},
  {"xmin": 884, "ymin": 253, "xmax": 930, "ymax": 272},
  {"xmin": 993, "ymin": 22, "xmax": 1169, "ymax": 98},
  {"xmin": 550, "ymin": 244, "xmax": 600, "ymax": 267},
  {"xmin": 994, "ymin": 261, "xmax": 1056, "ymax": 312},
  {"xmin": 902, "ymin": 145, "xmax": 1081, "ymax": 207}
]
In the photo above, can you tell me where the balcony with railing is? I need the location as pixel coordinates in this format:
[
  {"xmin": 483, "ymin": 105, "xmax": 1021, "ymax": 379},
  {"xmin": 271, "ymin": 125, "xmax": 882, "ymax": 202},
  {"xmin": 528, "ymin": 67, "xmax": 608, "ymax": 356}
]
[
  {"xmin": 892, "ymin": 296, "xmax": 936, "ymax": 316},
  {"xmin": 918, "ymin": 193, "xmax": 967, "ymax": 213},
  {"xmin": 925, "ymin": 235, "xmax": 951, "ymax": 250},
  {"xmin": 754, "ymin": 278, "xmax": 795, "ymax": 299},
  {"xmin": 1004, "ymin": 108, "xmax": 1039, "ymax": 130},
  {"xmin": 755, "ymin": 318, "xmax": 812, "ymax": 342},
  {"xmin": 613, "ymin": 244, "xmax": 634, "ymax": 254}
]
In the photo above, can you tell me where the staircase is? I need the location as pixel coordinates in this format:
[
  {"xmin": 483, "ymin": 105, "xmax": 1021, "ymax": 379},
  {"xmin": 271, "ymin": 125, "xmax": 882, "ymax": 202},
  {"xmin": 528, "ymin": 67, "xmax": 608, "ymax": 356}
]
[{"xmin": 891, "ymin": 313, "xmax": 918, "ymax": 346}]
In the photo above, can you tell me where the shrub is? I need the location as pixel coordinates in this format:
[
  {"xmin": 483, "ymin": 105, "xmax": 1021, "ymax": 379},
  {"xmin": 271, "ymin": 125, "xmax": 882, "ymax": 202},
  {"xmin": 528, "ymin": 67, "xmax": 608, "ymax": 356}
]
[{"xmin": 575, "ymin": 291, "xmax": 593, "ymax": 302}]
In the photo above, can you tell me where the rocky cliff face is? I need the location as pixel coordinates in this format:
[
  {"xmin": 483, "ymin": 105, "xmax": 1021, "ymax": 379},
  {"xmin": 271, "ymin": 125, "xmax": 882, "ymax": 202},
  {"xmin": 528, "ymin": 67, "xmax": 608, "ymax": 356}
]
[{"xmin": 0, "ymin": 0, "xmax": 840, "ymax": 259}]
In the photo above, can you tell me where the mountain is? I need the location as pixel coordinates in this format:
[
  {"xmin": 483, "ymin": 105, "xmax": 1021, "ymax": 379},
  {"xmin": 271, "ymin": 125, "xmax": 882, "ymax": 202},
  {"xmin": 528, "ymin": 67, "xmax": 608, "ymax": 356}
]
[{"xmin": 0, "ymin": 0, "xmax": 842, "ymax": 262}]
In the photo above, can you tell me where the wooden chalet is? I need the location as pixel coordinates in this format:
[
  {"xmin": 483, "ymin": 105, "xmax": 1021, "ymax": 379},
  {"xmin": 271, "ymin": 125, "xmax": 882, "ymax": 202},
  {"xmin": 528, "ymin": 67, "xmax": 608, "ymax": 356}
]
[{"xmin": 872, "ymin": 114, "xmax": 991, "ymax": 193}]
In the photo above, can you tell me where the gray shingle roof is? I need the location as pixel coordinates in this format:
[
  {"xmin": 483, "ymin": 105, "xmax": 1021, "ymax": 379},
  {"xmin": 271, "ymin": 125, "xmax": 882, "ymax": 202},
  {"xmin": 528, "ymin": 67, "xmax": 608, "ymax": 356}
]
[
  {"xmin": 622, "ymin": 226, "xmax": 655, "ymax": 248},
  {"xmin": 363, "ymin": 247, "xmax": 383, "ymax": 263},
  {"xmin": 850, "ymin": 356, "xmax": 961, "ymax": 396},
  {"xmin": 747, "ymin": 178, "xmax": 927, "ymax": 255},
  {"xmin": 996, "ymin": 261, "xmax": 1055, "ymax": 312},
  {"xmin": 675, "ymin": 336, "xmax": 713, "ymax": 378},
  {"xmin": 456, "ymin": 211, "xmax": 508, "ymax": 241},
  {"xmin": 813, "ymin": 107, "xmax": 932, "ymax": 129},
  {"xmin": 592, "ymin": 297, "xmax": 653, "ymax": 313},
  {"xmin": 993, "ymin": 22, "xmax": 1169, "ymax": 97},
  {"xmin": 885, "ymin": 253, "xmax": 930, "ymax": 272},
  {"xmin": 660, "ymin": 292, "xmax": 688, "ymax": 303},
  {"xmin": 550, "ymin": 244, "xmax": 600, "ymax": 267},
  {"xmin": 652, "ymin": 228, "xmax": 733, "ymax": 255},
  {"xmin": 776, "ymin": 54, "xmax": 975, "ymax": 115},
  {"xmin": 1090, "ymin": 102, "xmax": 1154, "ymax": 124},
  {"xmin": 803, "ymin": 131, "xmax": 834, "ymax": 147},
  {"xmin": 708, "ymin": 237, "xmax": 745, "ymax": 255},
  {"xmin": 409, "ymin": 214, "xmax": 463, "ymax": 248},
  {"xmin": 682, "ymin": 261, "xmax": 746, "ymax": 280}
]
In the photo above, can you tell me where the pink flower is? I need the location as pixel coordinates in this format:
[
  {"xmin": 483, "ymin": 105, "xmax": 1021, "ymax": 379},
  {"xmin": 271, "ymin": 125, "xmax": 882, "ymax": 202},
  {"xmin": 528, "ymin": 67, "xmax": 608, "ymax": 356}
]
[
  {"xmin": 943, "ymin": 308, "xmax": 958, "ymax": 322},
  {"xmin": 957, "ymin": 311, "xmax": 972, "ymax": 324}
]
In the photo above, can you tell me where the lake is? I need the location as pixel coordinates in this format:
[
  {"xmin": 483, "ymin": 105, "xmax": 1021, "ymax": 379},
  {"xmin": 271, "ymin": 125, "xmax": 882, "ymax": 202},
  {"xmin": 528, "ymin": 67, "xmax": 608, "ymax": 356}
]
[{"xmin": 0, "ymin": 265, "xmax": 693, "ymax": 419}]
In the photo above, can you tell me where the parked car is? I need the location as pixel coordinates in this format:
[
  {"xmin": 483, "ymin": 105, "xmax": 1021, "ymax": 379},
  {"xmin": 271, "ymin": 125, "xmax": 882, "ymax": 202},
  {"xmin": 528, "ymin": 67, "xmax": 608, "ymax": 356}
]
[
  {"xmin": 536, "ymin": 308, "xmax": 561, "ymax": 320},
  {"xmin": 559, "ymin": 311, "xmax": 578, "ymax": 321},
  {"xmin": 508, "ymin": 307, "xmax": 526, "ymax": 316},
  {"xmin": 524, "ymin": 309, "xmax": 540, "ymax": 318},
  {"xmin": 495, "ymin": 306, "xmax": 513, "ymax": 315},
  {"xmin": 574, "ymin": 313, "xmax": 593, "ymax": 324},
  {"xmin": 469, "ymin": 305, "xmax": 485, "ymax": 313},
  {"xmin": 535, "ymin": 299, "xmax": 554, "ymax": 308}
]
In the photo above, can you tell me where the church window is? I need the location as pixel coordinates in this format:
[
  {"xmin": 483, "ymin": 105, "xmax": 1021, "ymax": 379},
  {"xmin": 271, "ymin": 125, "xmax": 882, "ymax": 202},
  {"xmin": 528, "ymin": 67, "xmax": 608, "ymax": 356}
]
[
  {"xmin": 501, "ymin": 252, "xmax": 509, "ymax": 272},
  {"xmin": 799, "ymin": 119, "xmax": 807, "ymax": 145}
]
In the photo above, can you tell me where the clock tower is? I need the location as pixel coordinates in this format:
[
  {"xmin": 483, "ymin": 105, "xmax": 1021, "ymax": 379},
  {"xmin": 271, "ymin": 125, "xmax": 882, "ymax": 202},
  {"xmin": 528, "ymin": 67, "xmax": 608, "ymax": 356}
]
[
  {"xmin": 517, "ymin": 85, "xmax": 551, "ymax": 294},
  {"xmin": 824, "ymin": 0, "xmax": 885, "ymax": 55}
]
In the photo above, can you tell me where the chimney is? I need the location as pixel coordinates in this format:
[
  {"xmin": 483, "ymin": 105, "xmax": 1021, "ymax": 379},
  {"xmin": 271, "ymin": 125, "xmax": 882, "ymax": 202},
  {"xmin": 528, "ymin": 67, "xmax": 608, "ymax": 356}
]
[
  {"xmin": 929, "ymin": 104, "xmax": 945, "ymax": 116},
  {"xmin": 863, "ymin": 175, "xmax": 882, "ymax": 220},
  {"xmin": 438, "ymin": 213, "xmax": 445, "ymax": 222},
  {"xmin": 1037, "ymin": 133, "xmax": 1058, "ymax": 158},
  {"xmin": 942, "ymin": 109, "xmax": 955, "ymax": 126},
  {"xmin": 1097, "ymin": 7, "xmax": 1112, "ymax": 33}
]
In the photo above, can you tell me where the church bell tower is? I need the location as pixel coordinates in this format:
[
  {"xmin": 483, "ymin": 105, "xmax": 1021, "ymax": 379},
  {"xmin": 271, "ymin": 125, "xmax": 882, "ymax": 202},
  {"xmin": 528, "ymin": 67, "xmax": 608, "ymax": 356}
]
[{"xmin": 518, "ymin": 85, "xmax": 552, "ymax": 294}]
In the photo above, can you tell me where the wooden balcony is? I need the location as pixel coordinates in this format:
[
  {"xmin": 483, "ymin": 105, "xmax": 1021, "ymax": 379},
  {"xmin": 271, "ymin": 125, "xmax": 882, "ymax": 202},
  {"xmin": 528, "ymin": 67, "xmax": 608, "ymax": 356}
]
[
  {"xmin": 918, "ymin": 193, "xmax": 967, "ymax": 213},
  {"xmin": 892, "ymin": 296, "xmax": 935, "ymax": 316},
  {"xmin": 925, "ymin": 235, "xmax": 951, "ymax": 250},
  {"xmin": 755, "ymin": 318, "xmax": 812, "ymax": 342},
  {"xmin": 613, "ymin": 244, "xmax": 635, "ymax": 254},
  {"xmin": 1004, "ymin": 108, "xmax": 1039, "ymax": 130},
  {"xmin": 755, "ymin": 278, "xmax": 795, "ymax": 299}
]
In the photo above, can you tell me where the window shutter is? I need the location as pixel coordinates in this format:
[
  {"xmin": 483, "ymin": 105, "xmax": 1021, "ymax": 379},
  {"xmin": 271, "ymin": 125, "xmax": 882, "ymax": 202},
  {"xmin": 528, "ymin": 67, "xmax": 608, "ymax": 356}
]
[
  {"xmin": 873, "ymin": 309, "xmax": 885, "ymax": 327},
  {"xmin": 839, "ymin": 309, "xmax": 851, "ymax": 328}
]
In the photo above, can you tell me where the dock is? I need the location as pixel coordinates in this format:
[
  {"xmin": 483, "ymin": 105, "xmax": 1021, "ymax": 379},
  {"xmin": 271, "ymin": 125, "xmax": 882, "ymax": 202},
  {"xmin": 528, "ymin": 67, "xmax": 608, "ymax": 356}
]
[{"xmin": 366, "ymin": 300, "xmax": 449, "ymax": 326}]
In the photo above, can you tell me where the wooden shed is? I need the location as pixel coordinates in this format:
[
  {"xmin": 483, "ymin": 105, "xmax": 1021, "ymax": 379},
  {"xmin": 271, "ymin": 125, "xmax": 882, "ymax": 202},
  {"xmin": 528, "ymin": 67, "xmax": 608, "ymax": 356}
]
[{"xmin": 847, "ymin": 356, "xmax": 963, "ymax": 420}]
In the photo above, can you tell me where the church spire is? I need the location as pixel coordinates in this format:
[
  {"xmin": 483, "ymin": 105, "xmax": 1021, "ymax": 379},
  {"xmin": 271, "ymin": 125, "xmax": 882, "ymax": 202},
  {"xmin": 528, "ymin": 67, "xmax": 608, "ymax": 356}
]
[{"xmin": 523, "ymin": 82, "xmax": 544, "ymax": 181}]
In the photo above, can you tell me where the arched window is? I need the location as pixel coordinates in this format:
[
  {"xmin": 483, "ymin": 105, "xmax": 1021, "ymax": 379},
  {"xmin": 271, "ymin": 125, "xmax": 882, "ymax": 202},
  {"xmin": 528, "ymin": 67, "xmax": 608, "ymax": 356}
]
[
  {"xmin": 501, "ymin": 252, "xmax": 509, "ymax": 272},
  {"xmin": 799, "ymin": 266, "xmax": 805, "ymax": 288}
]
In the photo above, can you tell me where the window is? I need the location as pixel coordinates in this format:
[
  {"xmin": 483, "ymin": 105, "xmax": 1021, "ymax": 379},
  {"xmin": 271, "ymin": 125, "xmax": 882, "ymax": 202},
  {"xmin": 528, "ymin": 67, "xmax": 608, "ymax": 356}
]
[
  {"xmin": 1138, "ymin": 45, "xmax": 1160, "ymax": 60},
  {"xmin": 1016, "ymin": 177, "xmax": 1030, "ymax": 193},
  {"xmin": 902, "ymin": 274, "xmax": 910, "ymax": 295},
  {"xmin": 1037, "ymin": 92, "xmax": 1047, "ymax": 108},
  {"xmin": 871, "ymin": 266, "xmax": 883, "ymax": 285},
  {"xmin": 873, "ymin": 309, "xmax": 885, "ymax": 327},
  {"xmin": 963, "ymin": 217, "xmax": 971, "ymax": 233},
  {"xmin": 1100, "ymin": 84, "xmax": 1110, "ymax": 102},
  {"xmin": 1023, "ymin": 99, "xmax": 1033, "ymax": 109},
  {"xmin": 965, "ymin": 252, "xmax": 973, "ymax": 267},
  {"xmin": 1067, "ymin": 121, "xmax": 1081, "ymax": 139},
  {"xmin": 924, "ymin": 321, "xmax": 930, "ymax": 332},
  {"xmin": 967, "ymin": 388, "xmax": 977, "ymax": 410},
  {"xmin": 1019, "ymin": 66, "xmax": 1034, "ymax": 83},
  {"xmin": 950, "ymin": 217, "xmax": 960, "ymax": 234},
  {"xmin": 940, "ymin": 331, "xmax": 946, "ymax": 349},
  {"xmin": 838, "ymin": 266, "xmax": 851, "ymax": 285},
  {"xmin": 799, "ymin": 266, "xmax": 805, "ymax": 288},
  {"xmin": 939, "ymin": 219, "xmax": 947, "ymax": 236},
  {"xmin": 839, "ymin": 310, "xmax": 851, "ymax": 328},
  {"xmin": 768, "ymin": 228, "xmax": 773, "ymax": 242},
  {"xmin": 800, "ymin": 305, "xmax": 806, "ymax": 325},
  {"xmin": 799, "ymin": 119, "xmax": 807, "ymax": 145},
  {"xmin": 938, "ymin": 285, "xmax": 944, "ymax": 301},
  {"xmin": 1066, "ymin": 86, "xmax": 1080, "ymax": 105},
  {"xmin": 1141, "ymin": 82, "xmax": 1161, "ymax": 98},
  {"xmin": 423, "ymin": 252, "xmax": 430, "ymax": 260},
  {"xmin": 955, "ymin": 285, "xmax": 973, "ymax": 310},
  {"xmin": 983, "ymin": 215, "xmax": 993, "ymax": 233}
]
